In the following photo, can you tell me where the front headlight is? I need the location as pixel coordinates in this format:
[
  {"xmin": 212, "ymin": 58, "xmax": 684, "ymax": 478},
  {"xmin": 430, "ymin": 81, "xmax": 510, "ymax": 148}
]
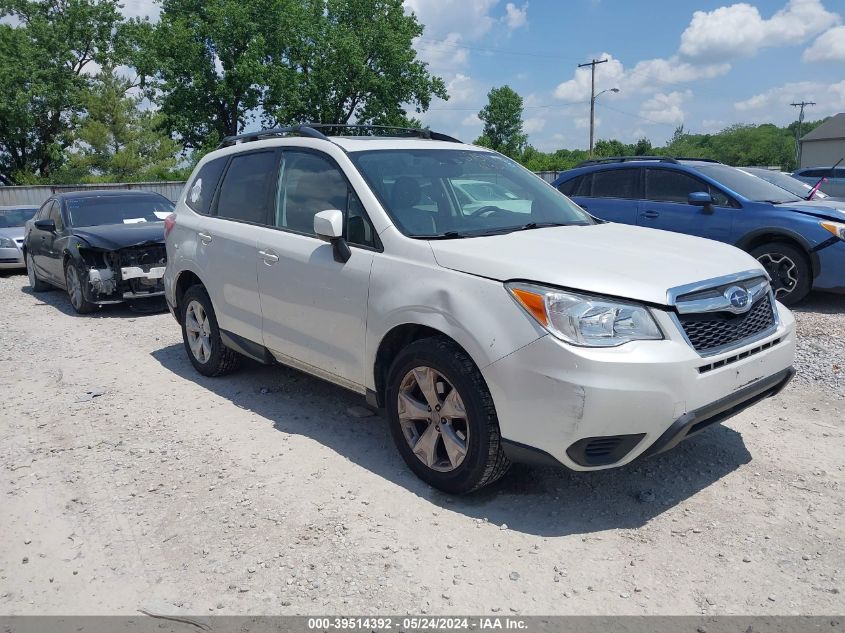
[
  {"xmin": 820, "ymin": 221, "xmax": 845, "ymax": 241},
  {"xmin": 0, "ymin": 236, "xmax": 15, "ymax": 248},
  {"xmin": 506, "ymin": 282, "xmax": 663, "ymax": 347}
]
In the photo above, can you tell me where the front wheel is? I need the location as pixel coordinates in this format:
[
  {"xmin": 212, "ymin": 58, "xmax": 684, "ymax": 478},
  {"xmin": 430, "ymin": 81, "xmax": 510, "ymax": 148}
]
[
  {"xmin": 750, "ymin": 242, "xmax": 811, "ymax": 306},
  {"xmin": 64, "ymin": 261, "xmax": 96, "ymax": 314},
  {"xmin": 180, "ymin": 285, "xmax": 241, "ymax": 377},
  {"xmin": 386, "ymin": 336, "xmax": 510, "ymax": 494}
]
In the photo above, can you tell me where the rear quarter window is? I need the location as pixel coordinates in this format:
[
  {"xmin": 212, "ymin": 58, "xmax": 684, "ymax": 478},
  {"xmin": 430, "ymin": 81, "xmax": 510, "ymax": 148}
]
[{"xmin": 186, "ymin": 157, "xmax": 228, "ymax": 214}]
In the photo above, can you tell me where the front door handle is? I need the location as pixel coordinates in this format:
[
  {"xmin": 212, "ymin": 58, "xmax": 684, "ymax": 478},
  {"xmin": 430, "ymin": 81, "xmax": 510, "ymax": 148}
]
[
  {"xmin": 259, "ymin": 249, "xmax": 279, "ymax": 265},
  {"xmin": 641, "ymin": 210, "xmax": 660, "ymax": 219},
  {"xmin": 198, "ymin": 232, "xmax": 213, "ymax": 245}
]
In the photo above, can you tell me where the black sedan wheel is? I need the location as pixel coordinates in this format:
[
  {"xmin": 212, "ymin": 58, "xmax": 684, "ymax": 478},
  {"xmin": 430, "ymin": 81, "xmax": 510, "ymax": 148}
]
[
  {"xmin": 64, "ymin": 261, "xmax": 96, "ymax": 314},
  {"xmin": 27, "ymin": 253, "xmax": 50, "ymax": 292}
]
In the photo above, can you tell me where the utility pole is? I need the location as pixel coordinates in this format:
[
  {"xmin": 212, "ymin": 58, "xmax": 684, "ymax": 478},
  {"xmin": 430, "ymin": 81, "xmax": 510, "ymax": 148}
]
[
  {"xmin": 579, "ymin": 58, "xmax": 608, "ymax": 155},
  {"xmin": 790, "ymin": 101, "xmax": 815, "ymax": 168}
]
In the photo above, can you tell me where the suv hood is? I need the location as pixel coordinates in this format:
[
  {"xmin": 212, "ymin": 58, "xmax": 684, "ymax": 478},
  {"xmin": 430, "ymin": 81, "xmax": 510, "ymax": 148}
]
[
  {"xmin": 775, "ymin": 200, "xmax": 845, "ymax": 222},
  {"xmin": 428, "ymin": 223, "xmax": 764, "ymax": 306},
  {"xmin": 72, "ymin": 222, "xmax": 165, "ymax": 250}
]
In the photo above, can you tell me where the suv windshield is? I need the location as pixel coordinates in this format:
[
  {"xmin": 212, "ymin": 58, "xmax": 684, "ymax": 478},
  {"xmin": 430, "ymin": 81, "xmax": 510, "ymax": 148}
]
[
  {"xmin": 349, "ymin": 149, "xmax": 592, "ymax": 238},
  {"xmin": 740, "ymin": 168, "xmax": 827, "ymax": 200},
  {"xmin": 695, "ymin": 164, "xmax": 801, "ymax": 204},
  {"xmin": 0, "ymin": 207, "xmax": 37, "ymax": 228},
  {"xmin": 66, "ymin": 195, "xmax": 174, "ymax": 228}
]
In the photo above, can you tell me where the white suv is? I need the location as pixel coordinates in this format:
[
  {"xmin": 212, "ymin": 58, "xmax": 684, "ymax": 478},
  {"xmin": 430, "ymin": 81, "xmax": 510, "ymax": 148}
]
[{"xmin": 163, "ymin": 125, "xmax": 796, "ymax": 494}]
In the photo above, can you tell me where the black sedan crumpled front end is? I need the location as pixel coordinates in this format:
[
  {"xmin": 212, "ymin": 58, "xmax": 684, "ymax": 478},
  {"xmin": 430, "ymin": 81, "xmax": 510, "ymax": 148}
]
[{"xmin": 78, "ymin": 241, "xmax": 167, "ymax": 305}]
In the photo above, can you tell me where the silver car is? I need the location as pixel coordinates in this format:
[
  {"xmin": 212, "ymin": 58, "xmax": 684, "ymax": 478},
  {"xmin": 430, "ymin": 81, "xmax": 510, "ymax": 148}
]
[
  {"xmin": 792, "ymin": 166, "xmax": 845, "ymax": 197},
  {"xmin": 0, "ymin": 206, "xmax": 38, "ymax": 270}
]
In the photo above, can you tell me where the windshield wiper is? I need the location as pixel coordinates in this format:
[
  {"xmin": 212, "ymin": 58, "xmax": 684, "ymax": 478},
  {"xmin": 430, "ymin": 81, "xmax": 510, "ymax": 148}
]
[
  {"xmin": 425, "ymin": 231, "xmax": 470, "ymax": 239},
  {"xmin": 516, "ymin": 221, "xmax": 571, "ymax": 231}
]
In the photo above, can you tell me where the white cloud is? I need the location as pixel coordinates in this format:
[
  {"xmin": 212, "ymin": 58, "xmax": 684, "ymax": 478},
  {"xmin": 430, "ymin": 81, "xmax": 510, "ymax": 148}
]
[
  {"xmin": 734, "ymin": 80, "xmax": 845, "ymax": 117},
  {"xmin": 502, "ymin": 2, "xmax": 528, "ymax": 30},
  {"xmin": 404, "ymin": 0, "xmax": 499, "ymax": 40},
  {"xmin": 553, "ymin": 53, "xmax": 625, "ymax": 101},
  {"xmin": 679, "ymin": 0, "xmax": 840, "ymax": 62},
  {"xmin": 638, "ymin": 90, "xmax": 691, "ymax": 125},
  {"xmin": 803, "ymin": 25, "xmax": 845, "ymax": 61},
  {"xmin": 523, "ymin": 116, "xmax": 545, "ymax": 133},
  {"xmin": 413, "ymin": 33, "xmax": 470, "ymax": 74}
]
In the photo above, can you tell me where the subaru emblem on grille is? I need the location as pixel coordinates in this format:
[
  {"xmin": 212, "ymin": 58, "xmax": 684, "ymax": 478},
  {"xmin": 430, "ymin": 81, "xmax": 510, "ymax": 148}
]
[{"xmin": 725, "ymin": 285, "xmax": 750, "ymax": 311}]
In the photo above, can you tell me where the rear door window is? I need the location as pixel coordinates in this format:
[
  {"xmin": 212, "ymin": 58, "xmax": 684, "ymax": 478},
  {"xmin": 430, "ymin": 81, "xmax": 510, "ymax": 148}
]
[
  {"xmin": 215, "ymin": 151, "xmax": 278, "ymax": 225},
  {"xmin": 48, "ymin": 201, "xmax": 64, "ymax": 231},
  {"xmin": 645, "ymin": 169, "xmax": 708, "ymax": 203},
  {"xmin": 591, "ymin": 169, "xmax": 639, "ymax": 199},
  {"xmin": 187, "ymin": 156, "xmax": 229, "ymax": 214}
]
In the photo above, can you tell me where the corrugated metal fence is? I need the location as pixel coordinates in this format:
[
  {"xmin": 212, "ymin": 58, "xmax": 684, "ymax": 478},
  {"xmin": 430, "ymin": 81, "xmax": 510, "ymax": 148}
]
[
  {"xmin": 0, "ymin": 181, "xmax": 187, "ymax": 206},
  {"xmin": 1, "ymin": 173, "xmax": 564, "ymax": 207}
]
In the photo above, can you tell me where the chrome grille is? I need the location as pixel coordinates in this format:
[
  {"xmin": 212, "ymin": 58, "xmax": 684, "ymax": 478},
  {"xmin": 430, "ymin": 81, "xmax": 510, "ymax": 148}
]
[{"xmin": 678, "ymin": 295, "xmax": 776, "ymax": 354}]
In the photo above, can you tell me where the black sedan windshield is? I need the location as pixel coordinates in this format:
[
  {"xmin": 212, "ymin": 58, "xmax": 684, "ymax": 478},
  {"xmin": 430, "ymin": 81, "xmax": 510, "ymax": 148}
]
[
  {"xmin": 66, "ymin": 195, "xmax": 174, "ymax": 228},
  {"xmin": 0, "ymin": 207, "xmax": 37, "ymax": 228},
  {"xmin": 349, "ymin": 149, "xmax": 592, "ymax": 238},
  {"xmin": 696, "ymin": 164, "xmax": 801, "ymax": 204}
]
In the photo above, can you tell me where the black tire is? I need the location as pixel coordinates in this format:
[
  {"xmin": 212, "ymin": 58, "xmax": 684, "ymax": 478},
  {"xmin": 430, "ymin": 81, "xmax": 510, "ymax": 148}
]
[
  {"xmin": 64, "ymin": 260, "xmax": 96, "ymax": 314},
  {"xmin": 386, "ymin": 336, "xmax": 510, "ymax": 494},
  {"xmin": 26, "ymin": 252, "xmax": 50, "ymax": 292},
  {"xmin": 180, "ymin": 284, "xmax": 241, "ymax": 377},
  {"xmin": 750, "ymin": 242, "xmax": 811, "ymax": 306}
]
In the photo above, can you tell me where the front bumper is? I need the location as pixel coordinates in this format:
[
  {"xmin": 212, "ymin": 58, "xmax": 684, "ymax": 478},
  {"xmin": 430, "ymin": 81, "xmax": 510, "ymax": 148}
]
[
  {"xmin": 0, "ymin": 246, "xmax": 24, "ymax": 269},
  {"xmin": 813, "ymin": 239, "xmax": 845, "ymax": 293},
  {"xmin": 482, "ymin": 303, "xmax": 796, "ymax": 471}
]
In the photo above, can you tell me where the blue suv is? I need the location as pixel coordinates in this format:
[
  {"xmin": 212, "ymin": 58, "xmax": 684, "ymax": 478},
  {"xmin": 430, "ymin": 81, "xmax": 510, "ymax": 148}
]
[{"xmin": 554, "ymin": 157, "xmax": 845, "ymax": 304}]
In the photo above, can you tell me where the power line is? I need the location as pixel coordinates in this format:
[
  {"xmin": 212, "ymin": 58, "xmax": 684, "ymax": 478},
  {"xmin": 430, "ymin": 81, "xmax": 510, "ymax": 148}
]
[
  {"xmin": 790, "ymin": 100, "xmax": 815, "ymax": 166},
  {"xmin": 416, "ymin": 36, "xmax": 579, "ymax": 61},
  {"xmin": 595, "ymin": 102, "xmax": 678, "ymax": 128},
  {"xmin": 428, "ymin": 100, "xmax": 588, "ymax": 112}
]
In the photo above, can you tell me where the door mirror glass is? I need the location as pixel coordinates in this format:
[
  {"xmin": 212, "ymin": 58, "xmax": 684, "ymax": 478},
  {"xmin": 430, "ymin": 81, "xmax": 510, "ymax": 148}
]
[
  {"xmin": 688, "ymin": 191, "xmax": 713, "ymax": 207},
  {"xmin": 34, "ymin": 218, "xmax": 56, "ymax": 232},
  {"xmin": 314, "ymin": 209, "xmax": 344, "ymax": 240}
]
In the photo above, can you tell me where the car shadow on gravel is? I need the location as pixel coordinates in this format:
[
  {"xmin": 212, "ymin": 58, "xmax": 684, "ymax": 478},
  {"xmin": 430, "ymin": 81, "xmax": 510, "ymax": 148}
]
[
  {"xmin": 19, "ymin": 283, "xmax": 166, "ymax": 318},
  {"xmin": 151, "ymin": 342, "xmax": 753, "ymax": 537},
  {"xmin": 792, "ymin": 291, "xmax": 845, "ymax": 315}
]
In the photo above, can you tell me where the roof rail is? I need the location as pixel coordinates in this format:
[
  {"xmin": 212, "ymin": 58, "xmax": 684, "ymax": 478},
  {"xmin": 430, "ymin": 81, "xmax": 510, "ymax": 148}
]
[
  {"xmin": 673, "ymin": 157, "xmax": 722, "ymax": 163},
  {"xmin": 575, "ymin": 156, "xmax": 680, "ymax": 168},
  {"xmin": 218, "ymin": 125, "xmax": 328, "ymax": 148},
  {"xmin": 217, "ymin": 123, "xmax": 463, "ymax": 149},
  {"xmin": 306, "ymin": 123, "xmax": 462, "ymax": 143}
]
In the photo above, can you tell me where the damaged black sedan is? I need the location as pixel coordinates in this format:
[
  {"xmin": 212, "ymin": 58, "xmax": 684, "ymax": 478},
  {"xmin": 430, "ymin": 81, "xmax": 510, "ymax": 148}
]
[{"xmin": 23, "ymin": 190, "xmax": 174, "ymax": 313}]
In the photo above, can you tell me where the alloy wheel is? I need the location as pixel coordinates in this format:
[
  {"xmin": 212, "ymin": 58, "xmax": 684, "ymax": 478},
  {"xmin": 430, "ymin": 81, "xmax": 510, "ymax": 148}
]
[
  {"xmin": 185, "ymin": 299, "xmax": 212, "ymax": 364},
  {"xmin": 27, "ymin": 254, "xmax": 37, "ymax": 288},
  {"xmin": 756, "ymin": 252, "xmax": 798, "ymax": 298},
  {"xmin": 66, "ymin": 266, "xmax": 83, "ymax": 310},
  {"xmin": 397, "ymin": 366, "xmax": 469, "ymax": 473}
]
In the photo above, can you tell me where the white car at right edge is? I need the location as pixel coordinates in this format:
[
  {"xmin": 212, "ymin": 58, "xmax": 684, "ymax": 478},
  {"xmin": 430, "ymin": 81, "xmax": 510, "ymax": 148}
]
[{"xmin": 163, "ymin": 124, "xmax": 796, "ymax": 494}]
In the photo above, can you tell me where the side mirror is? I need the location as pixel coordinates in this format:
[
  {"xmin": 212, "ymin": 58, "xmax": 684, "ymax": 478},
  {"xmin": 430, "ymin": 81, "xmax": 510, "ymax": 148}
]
[
  {"xmin": 313, "ymin": 209, "xmax": 351, "ymax": 263},
  {"xmin": 688, "ymin": 191, "xmax": 713, "ymax": 207},
  {"xmin": 34, "ymin": 219, "xmax": 56, "ymax": 232}
]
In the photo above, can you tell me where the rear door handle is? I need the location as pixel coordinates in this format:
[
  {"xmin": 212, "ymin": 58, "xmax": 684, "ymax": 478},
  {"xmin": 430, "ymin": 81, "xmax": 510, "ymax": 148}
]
[
  {"xmin": 197, "ymin": 232, "xmax": 212, "ymax": 244},
  {"xmin": 259, "ymin": 249, "xmax": 279, "ymax": 265},
  {"xmin": 641, "ymin": 210, "xmax": 660, "ymax": 219}
]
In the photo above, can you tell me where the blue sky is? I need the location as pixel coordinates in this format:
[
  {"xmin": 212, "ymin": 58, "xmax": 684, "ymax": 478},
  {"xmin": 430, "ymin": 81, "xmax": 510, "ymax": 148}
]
[
  {"xmin": 114, "ymin": 0, "xmax": 845, "ymax": 149},
  {"xmin": 403, "ymin": 0, "xmax": 845, "ymax": 150}
]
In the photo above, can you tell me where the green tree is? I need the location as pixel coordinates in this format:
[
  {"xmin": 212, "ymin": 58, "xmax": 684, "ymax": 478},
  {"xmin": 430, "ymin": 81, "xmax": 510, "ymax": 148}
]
[
  {"xmin": 128, "ymin": 0, "xmax": 446, "ymax": 150},
  {"xmin": 263, "ymin": 0, "xmax": 447, "ymax": 127},
  {"xmin": 56, "ymin": 70, "xmax": 183, "ymax": 183},
  {"xmin": 475, "ymin": 86, "xmax": 527, "ymax": 158},
  {"xmin": 0, "ymin": 0, "xmax": 123, "ymax": 182}
]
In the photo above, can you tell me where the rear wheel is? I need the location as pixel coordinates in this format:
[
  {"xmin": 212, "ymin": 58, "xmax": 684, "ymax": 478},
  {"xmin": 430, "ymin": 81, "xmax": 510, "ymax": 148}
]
[
  {"xmin": 180, "ymin": 285, "xmax": 241, "ymax": 377},
  {"xmin": 386, "ymin": 336, "xmax": 510, "ymax": 494},
  {"xmin": 26, "ymin": 253, "xmax": 49, "ymax": 292},
  {"xmin": 64, "ymin": 261, "xmax": 96, "ymax": 314},
  {"xmin": 750, "ymin": 242, "xmax": 811, "ymax": 306}
]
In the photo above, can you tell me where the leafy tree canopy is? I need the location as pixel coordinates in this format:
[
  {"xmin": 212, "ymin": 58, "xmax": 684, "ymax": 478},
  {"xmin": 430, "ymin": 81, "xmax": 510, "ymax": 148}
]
[
  {"xmin": 0, "ymin": 0, "xmax": 123, "ymax": 183},
  {"xmin": 474, "ymin": 85, "xmax": 527, "ymax": 158}
]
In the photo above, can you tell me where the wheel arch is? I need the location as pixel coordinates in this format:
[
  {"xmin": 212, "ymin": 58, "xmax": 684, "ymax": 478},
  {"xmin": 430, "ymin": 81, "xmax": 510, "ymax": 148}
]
[
  {"xmin": 735, "ymin": 229, "xmax": 820, "ymax": 279},
  {"xmin": 371, "ymin": 323, "xmax": 476, "ymax": 409},
  {"xmin": 173, "ymin": 269, "xmax": 205, "ymax": 316}
]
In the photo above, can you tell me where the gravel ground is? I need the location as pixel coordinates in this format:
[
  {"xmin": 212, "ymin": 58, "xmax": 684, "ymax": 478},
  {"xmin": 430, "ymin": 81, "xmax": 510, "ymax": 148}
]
[
  {"xmin": 0, "ymin": 271, "xmax": 843, "ymax": 616},
  {"xmin": 792, "ymin": 293, "xmax": 845, "ymax": 396}
]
